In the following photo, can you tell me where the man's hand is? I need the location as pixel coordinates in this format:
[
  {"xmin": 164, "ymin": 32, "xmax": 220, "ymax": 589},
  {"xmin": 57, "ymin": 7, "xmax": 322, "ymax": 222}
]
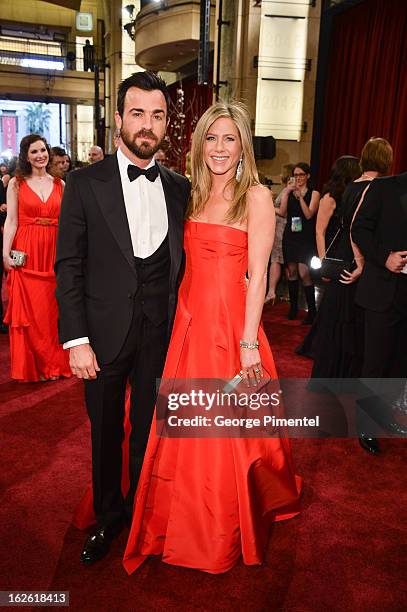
[
  {"xmin": 385, "ymin": 251, "xmax": 407, "ymax": 273},
  {"xmin": 69, "ymin": 344, "xmax": 100, "ymax": 379}
]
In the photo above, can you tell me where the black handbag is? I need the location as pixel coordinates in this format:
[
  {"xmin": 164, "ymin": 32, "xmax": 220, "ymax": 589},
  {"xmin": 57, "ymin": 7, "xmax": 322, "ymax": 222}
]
[
  {"xmin": 318, "ymin": 186, "xmax": 374, "ymax": 280},
  {"xmin": 319, "ymin": 254, "xmax": 353, "ymax": 280},
  {"xmin": 317, "ymin": 224, "xmax": 353, "ymax": 280},
  {"xmin": 312, "ymin": 184, "xmax": 369, "ymax": 280}
]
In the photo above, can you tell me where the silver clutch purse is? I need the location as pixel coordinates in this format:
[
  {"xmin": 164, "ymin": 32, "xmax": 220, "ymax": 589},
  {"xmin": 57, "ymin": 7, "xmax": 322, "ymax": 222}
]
[{"xmin": 10, "ymin": 250, "xmax": 27, "ymax": 267}]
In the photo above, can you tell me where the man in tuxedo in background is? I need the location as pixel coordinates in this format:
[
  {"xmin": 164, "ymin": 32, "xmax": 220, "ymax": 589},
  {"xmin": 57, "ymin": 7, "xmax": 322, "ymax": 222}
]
[
  {"xmin": 352, "ymin": 171, "xmax": 407, "ymax": 454},
  {"xmin": 55, "ymin": 71, "xmax": 190, "ymax": 564}
]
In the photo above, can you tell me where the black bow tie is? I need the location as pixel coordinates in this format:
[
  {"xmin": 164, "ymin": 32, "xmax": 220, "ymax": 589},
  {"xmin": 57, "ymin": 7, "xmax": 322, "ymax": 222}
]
[{"xmin": 127, "ymin": 164, "xmax": 159, "ymax": 182}]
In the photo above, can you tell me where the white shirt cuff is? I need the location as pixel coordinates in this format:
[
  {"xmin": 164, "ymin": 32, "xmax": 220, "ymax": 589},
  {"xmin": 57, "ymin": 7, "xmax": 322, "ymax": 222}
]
[{"xmin": 63, "ymin": 337, "xmax": 90, "ymax": 349}]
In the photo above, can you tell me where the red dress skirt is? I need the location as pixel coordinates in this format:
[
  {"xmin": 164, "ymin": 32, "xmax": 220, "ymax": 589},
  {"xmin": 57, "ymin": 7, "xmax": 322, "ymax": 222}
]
[{"xmin": 123, "ymin": 221, "xmax": 302, "ymax": 574}]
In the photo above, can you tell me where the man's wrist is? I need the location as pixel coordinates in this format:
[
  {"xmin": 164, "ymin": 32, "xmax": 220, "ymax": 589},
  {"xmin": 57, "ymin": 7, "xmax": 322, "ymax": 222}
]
[{"xmin": 63, "ymin": 337, "xmax": 90, "ymax": 350}]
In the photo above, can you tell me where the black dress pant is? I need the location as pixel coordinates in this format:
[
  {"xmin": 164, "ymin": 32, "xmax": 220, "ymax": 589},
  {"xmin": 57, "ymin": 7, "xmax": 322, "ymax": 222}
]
[
  {"xmin": 84, "ymin": 299, "xmax": 168, "ymax": 528},
  {"xmin": 357, "ymin": 275, "xmax": 407, "ymax": 433}
]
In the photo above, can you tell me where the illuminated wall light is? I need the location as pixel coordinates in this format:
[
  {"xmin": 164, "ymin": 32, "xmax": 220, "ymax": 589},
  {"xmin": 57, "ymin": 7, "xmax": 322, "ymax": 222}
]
[{"xmin": 21, "ymin": 58, "xmax": 64, "ymax": 71}]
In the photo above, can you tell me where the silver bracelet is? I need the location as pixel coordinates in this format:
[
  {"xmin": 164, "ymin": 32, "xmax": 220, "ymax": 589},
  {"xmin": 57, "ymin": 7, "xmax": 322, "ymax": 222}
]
[{"xmin": 240, "ymin": 339, "xmax": 259, "ymax": 349}]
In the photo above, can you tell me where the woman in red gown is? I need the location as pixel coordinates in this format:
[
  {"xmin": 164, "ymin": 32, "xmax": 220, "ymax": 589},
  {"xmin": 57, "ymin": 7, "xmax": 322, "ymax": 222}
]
[
  {"xmin": 122, "ymin": 102, "xmax": 302, "ymax": 574},
  {"xmin": 2, "ymin": 134, "xmax": 71, "ymax": 382}
]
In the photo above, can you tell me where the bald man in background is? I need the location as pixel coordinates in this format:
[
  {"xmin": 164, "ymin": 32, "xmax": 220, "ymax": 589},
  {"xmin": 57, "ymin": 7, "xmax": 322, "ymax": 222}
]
[{"xmin": 88, "ymin": 145, "xmax": 104, "ymax": 164}]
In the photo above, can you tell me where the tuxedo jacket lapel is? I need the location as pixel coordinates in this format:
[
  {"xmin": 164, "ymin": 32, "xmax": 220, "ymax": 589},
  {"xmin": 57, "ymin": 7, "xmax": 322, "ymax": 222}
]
[
  {"xmin": 159, "ymin": 164, "xmax": 184, "ymax": 286},
  {"xmin": 89, "ymin": 154, "xmax": 137, "ymax": 277}
]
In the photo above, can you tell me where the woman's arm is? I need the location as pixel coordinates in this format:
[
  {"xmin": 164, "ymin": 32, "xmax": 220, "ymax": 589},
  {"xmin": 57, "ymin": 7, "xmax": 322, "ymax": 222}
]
[
  {"xmin": 241, "ymin": 185, "xmax": 275, "ymax": 384},
  {"xmin": 2, "ymin": 177, "xmax": 19, "ymax": 271},
  {"xmin": 278, "ymin": 183, "xmax": 295, "ymax": 217},
  {"xmin": 2, "ymin": 174, "xmax": 10, "ymax": 189},
  {"xmin": 296, "ymin": 189, "xmax": 320, "ymax": 220},
  {"xmin": 350, "ymin": 184, "xmax": 370, "ymax": 261},
  {"xmin": 340, "ymin": 184, "xmax": 371, "ymax": 285},
  {"xmin": 275, "ymin": 187, "xmax": 289, "ymax": 216},
  {"xmin": 315, "ymin": 193, "xmax": 336, "ymax": 259}
]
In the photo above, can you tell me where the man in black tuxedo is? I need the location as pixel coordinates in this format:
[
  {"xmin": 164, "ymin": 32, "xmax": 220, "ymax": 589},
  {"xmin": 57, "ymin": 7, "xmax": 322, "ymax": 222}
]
[
  {"xmin": 55, "ymin": 72, "xmax": 190, "ymax": 563},
  {"xmin": 352, "ymin": 172, "xmax": 407, "ymax": 453}
]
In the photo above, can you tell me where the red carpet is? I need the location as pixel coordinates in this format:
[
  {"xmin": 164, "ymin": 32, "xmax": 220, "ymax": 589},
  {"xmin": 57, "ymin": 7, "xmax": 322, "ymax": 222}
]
[{"xmin": 0, "ymin": 300, "xmax": 406, "ymax": 611}]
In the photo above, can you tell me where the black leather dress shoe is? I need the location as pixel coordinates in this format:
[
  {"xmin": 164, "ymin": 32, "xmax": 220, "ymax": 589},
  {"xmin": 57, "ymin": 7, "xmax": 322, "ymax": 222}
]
[
  {"xmin": 81, "ymin": 522, "xmax": 123, "ymax": 565},
  {"xmin": 359, "ymin": 434, "xmax": 380, "ymax": 455}
]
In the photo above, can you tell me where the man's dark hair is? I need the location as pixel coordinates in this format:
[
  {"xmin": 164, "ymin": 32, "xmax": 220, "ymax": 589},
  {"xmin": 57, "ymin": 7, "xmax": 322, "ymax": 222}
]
[
  {"xmin": 117, "ymin": 71, "xmax": 171, "ymax": 117},
  {"xmin": 50, "ymin": 146, "xmax": 67, "ymax": 158}
]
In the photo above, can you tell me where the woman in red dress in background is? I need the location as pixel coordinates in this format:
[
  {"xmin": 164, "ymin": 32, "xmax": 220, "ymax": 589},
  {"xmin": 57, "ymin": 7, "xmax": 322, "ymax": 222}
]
[
  {"xmin": 123, "ymin": 102, "xmax": 302, "ymax": 574},
  {"xmin": 2, "ymin": 134, "xmax": 71, "ymax": 382}
]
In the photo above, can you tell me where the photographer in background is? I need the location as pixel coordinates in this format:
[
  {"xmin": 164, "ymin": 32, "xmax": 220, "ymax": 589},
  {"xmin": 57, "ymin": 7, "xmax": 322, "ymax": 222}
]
[{"xmin": 279, "ymin": 163, "xmax": 320, "ymax": 323}]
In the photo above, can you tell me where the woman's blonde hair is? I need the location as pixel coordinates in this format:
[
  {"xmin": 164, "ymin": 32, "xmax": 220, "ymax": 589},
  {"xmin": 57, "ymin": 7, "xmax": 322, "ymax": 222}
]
[{"xmin": 187, "ymin": 101, "xmax": 259, "ymax": 223}]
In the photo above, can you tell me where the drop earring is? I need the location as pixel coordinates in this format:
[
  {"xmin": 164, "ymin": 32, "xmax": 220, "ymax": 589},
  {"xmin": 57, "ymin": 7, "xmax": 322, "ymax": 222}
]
[{"xmin": 236, "ymin": 158, "xmax": 243, "ymax": 182}]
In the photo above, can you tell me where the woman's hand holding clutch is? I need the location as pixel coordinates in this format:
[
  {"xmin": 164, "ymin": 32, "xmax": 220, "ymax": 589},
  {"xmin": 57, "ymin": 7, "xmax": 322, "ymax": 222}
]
[{"xmin": 240, "ymin": 347, "xmax": 262, "ymax": 386}]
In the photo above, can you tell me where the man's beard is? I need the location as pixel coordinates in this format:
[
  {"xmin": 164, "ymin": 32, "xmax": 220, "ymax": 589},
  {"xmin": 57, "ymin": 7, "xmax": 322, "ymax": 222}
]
[{"xmin": 120, "ymin": 126, "xmax": 163, "ymax": 160}]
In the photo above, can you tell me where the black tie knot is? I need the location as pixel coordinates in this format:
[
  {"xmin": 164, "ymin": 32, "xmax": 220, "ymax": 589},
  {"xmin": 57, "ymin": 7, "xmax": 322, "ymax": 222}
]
[{"xmin": 127, "ymin": 164, "xmax": 159, "ymax": 182}]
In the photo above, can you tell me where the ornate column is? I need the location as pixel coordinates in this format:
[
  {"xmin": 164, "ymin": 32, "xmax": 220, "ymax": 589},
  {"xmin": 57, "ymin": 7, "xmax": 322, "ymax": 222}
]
[{"xmin": 102, "ymin": 0, "xmax": 123, "ymax": 151}]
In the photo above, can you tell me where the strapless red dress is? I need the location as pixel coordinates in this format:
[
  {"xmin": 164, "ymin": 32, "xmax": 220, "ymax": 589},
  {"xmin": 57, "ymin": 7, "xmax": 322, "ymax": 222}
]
[
  {"xmin": 122, "ymin": 221, "xmax": 302, "ymax": 574},
  {"xmin": 4, "ymin": 179, "xmax": 71, "ymax": 382}
]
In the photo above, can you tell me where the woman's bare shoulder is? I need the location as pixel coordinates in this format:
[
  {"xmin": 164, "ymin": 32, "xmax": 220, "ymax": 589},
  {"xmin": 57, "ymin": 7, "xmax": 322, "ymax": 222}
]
[
  {"xmin": 320, "ymin": 193, "xmax": 336, "ymax": 206},
  {"xmin": 247, "ymin": 184, "xmax": 273, "ymax": 205},
  {"xmin": 8, "ymin": 176, "xmax": 19, "ymax": 191}
]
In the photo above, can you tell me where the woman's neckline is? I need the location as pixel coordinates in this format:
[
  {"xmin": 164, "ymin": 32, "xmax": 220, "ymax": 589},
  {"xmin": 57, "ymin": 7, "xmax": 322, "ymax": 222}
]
[
  {"xmin": 187, "ymin": 219, "xmax": 248, "ymax": 234},
  {"xmin": 25, "ymin": 176, "xmax": 55, "ymax": 203}
]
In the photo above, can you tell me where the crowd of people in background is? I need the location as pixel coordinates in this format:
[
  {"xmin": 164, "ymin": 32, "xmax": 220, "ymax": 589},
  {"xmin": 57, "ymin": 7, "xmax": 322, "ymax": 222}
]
[
  {"xmin": 0, "ymin": 117, "xmax": 406, "ymax": 453},
  {"xmin": 265, "ymin": 137, "xmax": 406, "ymax": 454},
  {"xmin": 0, "ymin": 67, "xmax": 405, "ymax": 580}
]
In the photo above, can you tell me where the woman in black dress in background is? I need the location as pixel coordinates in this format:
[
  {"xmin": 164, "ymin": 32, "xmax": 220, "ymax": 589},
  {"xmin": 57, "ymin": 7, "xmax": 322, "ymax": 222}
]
[
  {"xmin": 302, "ymin": 139, "xmax": 393, "ymax": 385},
  {"xmin": 280, "ymin": 163, "xmax": 320, "ymax": 324},
  {"xmin": 297, "ymin": 156, "xmax": 361, "ymax": 365}
]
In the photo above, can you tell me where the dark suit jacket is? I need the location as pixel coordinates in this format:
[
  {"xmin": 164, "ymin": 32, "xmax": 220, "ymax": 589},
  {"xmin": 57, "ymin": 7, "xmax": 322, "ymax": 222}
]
[
  {"xmin": 351, "ymin": 172, "xmax": 407, "ymax": 312},
  {"xmin": 55, "ymin": 153, "xmax": 190, "ymax": 364}
]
